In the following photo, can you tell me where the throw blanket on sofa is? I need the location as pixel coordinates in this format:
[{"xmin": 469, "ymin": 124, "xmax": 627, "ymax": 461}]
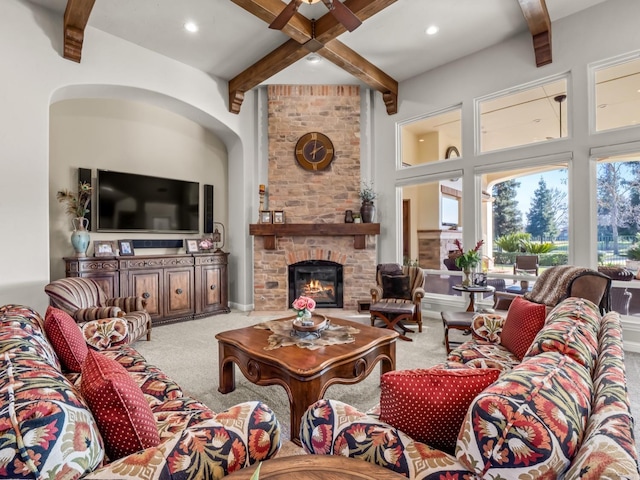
[{"xmin": 524, "ymin": 265, "xmax": 591, "ymax": 307}]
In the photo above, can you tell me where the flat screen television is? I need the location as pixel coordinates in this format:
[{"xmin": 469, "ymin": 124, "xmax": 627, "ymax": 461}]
[{"xmin": 97, "ymin": 170, "xmax": 199, "ymax": 233}]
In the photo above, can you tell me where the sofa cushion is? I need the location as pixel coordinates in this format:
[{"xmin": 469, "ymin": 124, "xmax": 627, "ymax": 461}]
[
  {"xmin": 457, "ymin": 352, "xmax": 593, "ymax": 478},
  {"xmin": 0, "ymin": 305, "xmax": 104, "ymax": 479},
  {"xmin": 44, "ymin": 305, "xmax": 88, "ymax": 372},
  {"xmin": 500, "ymin": 296, "xmax": 546, "ymax": 360},
  {"xmin": 381, "ymin": 274, "xmax": 412, "ymax": 300},
  {"xmin": 81, "ymin": 349, "xmax": 161, "ymax": 460},
  {"xmin": 472, "ymin": 313, "xmax": 505, "ymax": 343},
  {"xmin": 82, "ymin": 317, "xmax": 129, "ymax": 350},
  {"xmin": 379, "ymin": 367, "xmax": 500, "ymax": 454}
]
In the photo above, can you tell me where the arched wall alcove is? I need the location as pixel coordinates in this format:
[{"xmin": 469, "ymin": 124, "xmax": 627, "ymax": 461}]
[{"xmin": 48, "ymin": 84, "xmax": 254, "ymax": 310}]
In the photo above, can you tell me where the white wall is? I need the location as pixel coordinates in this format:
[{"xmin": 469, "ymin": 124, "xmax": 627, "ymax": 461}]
[
  {"xmin": 0, "ymin": 0, "xmax": 257, "ymax": 313},
  {"xmin": 49, "ymin": 98, "xmax": 228, "ymax": 280}
]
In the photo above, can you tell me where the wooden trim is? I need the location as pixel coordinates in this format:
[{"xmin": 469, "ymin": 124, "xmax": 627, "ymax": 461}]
[
  {"xmin": 517, "ymin": 0, "xmax": 552, "ymax": 67},
  {"xmin": 63, "ymin": 0, "xmax": 96, "ymax": 62},
  {"xmin": 249, "ymin": 223, "xmax": 380, "ymax": 250}
]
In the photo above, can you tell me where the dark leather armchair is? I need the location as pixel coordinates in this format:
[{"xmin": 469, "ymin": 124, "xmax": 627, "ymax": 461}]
[{"xmin": 371, "ymin": 263, "xmax": 425, "ymax": 331}]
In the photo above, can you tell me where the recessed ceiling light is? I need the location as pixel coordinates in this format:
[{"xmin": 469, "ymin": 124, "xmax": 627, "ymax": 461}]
[
  {"xmin": 184, "ymin": 22, "xmax": 198, "ymax": 33},
  {"xmin": 425, "ymin": 25, "xmax": 439, "ymax": 35},
  {"xmin": 306, "ymin": 54, "xmax": 321, "ymax": 64},
  {"xmin": 598, "ymin": 104, "xmax": 607, "ymax": 109},
  {"xmin": 533, "ymin": 118, "xmax": 541, "ymax": 123},
  {"xmin": 419, "ymin": 138, "xmax": 425, "ymax": 142}
]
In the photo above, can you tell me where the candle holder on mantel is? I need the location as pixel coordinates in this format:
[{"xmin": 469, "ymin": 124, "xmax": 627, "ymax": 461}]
[{"xmin": 259, "ymin": 184, "xmax": 266, "ymax": 221}]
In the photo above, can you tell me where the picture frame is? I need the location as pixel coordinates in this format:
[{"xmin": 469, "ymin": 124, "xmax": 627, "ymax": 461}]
[
  {"xmin": 94, "ymin": 240, "xmax": 115, "ymax": 257},
  {"xmin": 273, "ymin": 210, "xmax": 285, "ymax": 224},
  {"xmin": 260, "ymin": 210, "xmax": 273, "ymax": 224},
  {"xmin": 118, "ymin": 240, "xmax": 135, "ymax": 256},
  {"xmin": 473, "ymin": 272, "xmax": 487, "ymax": 287},
  {"xmin": 184, "ymin": 239, "xmax": 199, "ymax": 253}
]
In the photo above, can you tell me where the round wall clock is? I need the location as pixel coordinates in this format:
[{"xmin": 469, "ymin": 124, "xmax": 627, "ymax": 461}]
[{"xmin": 295, "ymin": 132, "xmax": 335, "ymax": 171}]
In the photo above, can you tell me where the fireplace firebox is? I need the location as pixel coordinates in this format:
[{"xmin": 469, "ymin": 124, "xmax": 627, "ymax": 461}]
[{"xmin": 288, "ymin": 260, "xmax": 343, "ymax": 308}]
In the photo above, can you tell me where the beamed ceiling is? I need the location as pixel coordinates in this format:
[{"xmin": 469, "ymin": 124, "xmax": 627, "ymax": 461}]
[{"xmin": 46, "ymin": 0, "xmax": 608, "ymax": 115}]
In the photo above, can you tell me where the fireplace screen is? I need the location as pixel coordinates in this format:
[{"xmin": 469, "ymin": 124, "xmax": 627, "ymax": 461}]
[{"xmin": 288, "ymin": 260, "xmax": 343, "ymax": 308}]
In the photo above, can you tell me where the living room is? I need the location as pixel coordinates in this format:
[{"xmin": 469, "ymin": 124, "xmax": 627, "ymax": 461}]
[{"xmin": 2, "ymin": 0, "xmax": 640, "ymax": 477}]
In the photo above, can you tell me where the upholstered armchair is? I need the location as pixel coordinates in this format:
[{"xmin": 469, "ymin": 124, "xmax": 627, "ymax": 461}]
[
  {"xmin": 45, "ymin": 277, "xmax": 151, "ymax": 343},
  {"xmin": 371, "ymin": 263, "xmax": 425, "ymax": 330},
  {"xmin": 513, "ymin": 255, "xmax": 539, "ymax": 275}
]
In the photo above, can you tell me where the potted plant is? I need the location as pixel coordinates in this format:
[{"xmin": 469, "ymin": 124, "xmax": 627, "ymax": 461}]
[
  {"xmin": 359, "ymin": 181, "xmax": 378, "ymax": 223},
  {"xmin": 452, "ymin": 239, "xmax": 484, "ymax": 286},
  {"xmin": 56, "ymin": 181, "xmax": 92, "ymax": 257}
]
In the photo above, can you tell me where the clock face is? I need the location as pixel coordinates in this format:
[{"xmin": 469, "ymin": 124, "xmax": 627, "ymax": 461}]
[{"xmin": 295, "ymin": 132, "xmax": 335, "ymax": 171}]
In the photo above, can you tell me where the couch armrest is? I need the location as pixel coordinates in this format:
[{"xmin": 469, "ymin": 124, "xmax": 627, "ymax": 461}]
[
  {"xmin": 106, "ymin": 296, "xmax": 147, "ymax": 312},
  {"xmin": 300, "ymin": 399, "xmax": 465, "ymax": 479},
  {"xmin": 85, "ymin": 401, "xmax": 280, "ymax": 480},
  {"xmin": 73, "ymin": 306, "xmax": 122, "ymax": 322},
  {"xmin": 492, "ymin": 291, "xmax": 521, "ymax": 311},
  {"xmin": 412, "ymin": 287, "xmax": 425, "ymax": 303}
]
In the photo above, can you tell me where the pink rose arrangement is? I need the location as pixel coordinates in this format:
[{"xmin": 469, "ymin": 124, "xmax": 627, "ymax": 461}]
[{"xmin": 292, "ymin": 295, "xmax": 316, "ymax": 318}]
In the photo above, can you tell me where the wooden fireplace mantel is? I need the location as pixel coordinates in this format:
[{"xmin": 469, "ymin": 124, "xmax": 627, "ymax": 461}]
[{"xmin": 249, "ymin": 223, "xmax": 380, "ymax": 250}]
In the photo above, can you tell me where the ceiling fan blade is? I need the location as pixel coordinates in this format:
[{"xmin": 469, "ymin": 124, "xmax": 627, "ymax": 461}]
[
  {"xmin": 269, "ymin": 0, "xmax": 303, "ymax": 30},
  {"xmin": 324, "ymin": 0, "xmax": 362, "ymax": 32}
]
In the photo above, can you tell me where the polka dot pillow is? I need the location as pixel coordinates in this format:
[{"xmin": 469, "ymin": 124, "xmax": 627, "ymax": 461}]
[
  {"xmin": 81, "ymin": 349, "xmax": 160, "ymax": 460},
  {"xmin": 500, "ymin": 296, "xmax": 547, "ymax": 360},
  {"xmin": 379, "ymin": 367, "xmax": 501, "ymax": 454},
  {"xmin": 44, "ymin": 305, "xmax": 88, "ymax": 372}
]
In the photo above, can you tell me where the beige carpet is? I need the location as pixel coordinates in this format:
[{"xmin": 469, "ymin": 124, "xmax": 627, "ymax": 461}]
[{"xmin": 134, "ymin": 309, "xmax": 640, "ymax": 455}]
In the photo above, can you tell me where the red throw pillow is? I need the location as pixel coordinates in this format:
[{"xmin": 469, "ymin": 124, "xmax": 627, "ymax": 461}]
[
  {"xmin": 500, "ymin": 296, "xmax": 547, "ymax": 360},
  {"xmin": 81, "ymin": 349, "xmax": 160, "ymax": 460},
  {"xmin": 44, "ymin": 305, "xmax": 88, "ymax": 372},
  {"xmin": 379, "ymin": 367, "xmax": 500, "ymax": 454}
]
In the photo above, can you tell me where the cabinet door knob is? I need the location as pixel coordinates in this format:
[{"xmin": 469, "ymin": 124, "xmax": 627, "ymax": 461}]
[
  {"xmin": 210, "ymin": 284, "xmax": 216, "ymax": 290},
  {"xmin": 143, "ymin": 292, "xmax": 151, "ymax": 299},
  {"xmin": 176, "ymin": 288, "xmax": 183, "ymax": 295}
]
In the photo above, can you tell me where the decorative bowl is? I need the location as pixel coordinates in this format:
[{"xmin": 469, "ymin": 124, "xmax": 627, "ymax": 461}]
[{"xmin": 292, "ymin": 313, "xmax": 328, "ymax": 335}]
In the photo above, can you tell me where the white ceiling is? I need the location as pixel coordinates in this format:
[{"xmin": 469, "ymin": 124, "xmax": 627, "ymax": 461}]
[{"xmin": 26, "ymin": 0, "xmax": 609, "ymax": 86}]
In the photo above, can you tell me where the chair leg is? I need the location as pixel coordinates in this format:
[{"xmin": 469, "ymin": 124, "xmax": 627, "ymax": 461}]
[{"xmin": 147, "ymin": 320, "xmax": 152, "ymax": 341}]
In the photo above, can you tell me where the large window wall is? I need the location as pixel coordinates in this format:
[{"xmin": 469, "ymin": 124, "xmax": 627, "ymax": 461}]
[{"xmin": 397, "ymin": 50, "xmax": 640, "ymax": 319}]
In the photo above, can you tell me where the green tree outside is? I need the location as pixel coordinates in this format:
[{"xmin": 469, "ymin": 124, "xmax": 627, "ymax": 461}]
[
  {"xmin": 493, "ymin": 179, "xmax": 522, "ymax": 238},
  {"xmin": 526, "ymin": 177, "xmax": 558, "ymax": 240}
]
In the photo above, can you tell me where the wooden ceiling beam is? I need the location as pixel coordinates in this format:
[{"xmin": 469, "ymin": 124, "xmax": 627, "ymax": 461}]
[
  {"xmin": 63, "ymin": 0, "xmax": 96, "ymax": 62},
  {"xmin": 228, "ymin": 0, "xmax": 399, "ymax": 114},
  {"xmin": 229, "ymin": 39, "xmax": 309, "ymax": 114},
  {"xmin": 518, "ymin": 0, "xmax": 552, "ymax": 67},
  {"xmin": 320, "ymin": 39, "xmax": 398, "ymax": 114},
  {"xmin": 230, "ymin": 0, "xmax": 312, "ymax": 44}
]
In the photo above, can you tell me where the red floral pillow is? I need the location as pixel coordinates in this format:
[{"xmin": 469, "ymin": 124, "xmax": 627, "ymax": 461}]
[
  {"xmin": 44, "ymin": 305, "xmax": 88, "ymax": 372},
  {"xmin": 379, "ymin": 367, "xmax": 501, "ymax": 453},
  {"xmin": 500, "ymin": 296, "xmax": 547, "ymax": 360},
  {"xmin": 81, "ymin": 349, "xmax": 160, "ymax": 460}
]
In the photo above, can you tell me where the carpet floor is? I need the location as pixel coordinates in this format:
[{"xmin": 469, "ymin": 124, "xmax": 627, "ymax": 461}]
[{"xmin": 135, "ymin": 309, "xmax": 640, "ymax": 456}]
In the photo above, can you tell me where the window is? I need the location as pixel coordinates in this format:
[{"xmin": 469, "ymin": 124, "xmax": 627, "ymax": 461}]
[
  {"xmin": 399, "ymin": 107, "xmax": 461, "ymax": 167},
  {"xmin": 478, "ymin": 77, "xmax": 568, "ymax": 153},
  {"xmin": 593, "ymin": 55, "xmax": 640, "ymax": 132}
]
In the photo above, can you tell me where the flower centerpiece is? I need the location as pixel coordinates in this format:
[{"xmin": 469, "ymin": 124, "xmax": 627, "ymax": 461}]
[
  {"xmin": 453, "ymin": 238, "xmax": 484, "ymax": 286},
  {"xmin": 292, "ymin": 295, "xmax": 316, "ymax": 325},
  {"xmin": 198, "ymin": 237, "xmax": 214, "ymax": 251}
]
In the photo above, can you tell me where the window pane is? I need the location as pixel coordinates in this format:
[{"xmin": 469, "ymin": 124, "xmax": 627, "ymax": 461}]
[
  {"xmin": 594, "ymin": 57, "xmax": 640, "ymax": 132},
  {"xmin": 400, "ymin": 108, "xmax": 461, "ymax": 167},
  {"xmin": 482, "ymin": 165, "xmax": 569, "ymax": 275},
  {"xmin": 479, "ymin": 78, "xmax": 568, "ymax": 153}
]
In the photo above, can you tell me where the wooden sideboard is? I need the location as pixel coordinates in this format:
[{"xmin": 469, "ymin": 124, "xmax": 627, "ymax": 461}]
[{"xmin": 64, "ymin": 252, "xmax": 230, "ymax": 326}]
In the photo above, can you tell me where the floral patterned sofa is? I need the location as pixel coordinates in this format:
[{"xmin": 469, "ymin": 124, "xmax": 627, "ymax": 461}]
[
  {"xmin": 300, "ymin": 297, "xmax": 639, "ymax": 479},
  {"xmin": 0, "ymin": 304, "xmax": 281, "ymax": 479}
]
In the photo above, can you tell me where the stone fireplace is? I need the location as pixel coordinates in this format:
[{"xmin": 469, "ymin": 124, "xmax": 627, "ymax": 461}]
[{"xmin": 251, "ymin": 84, "xmax": 377, "ymax": 311}]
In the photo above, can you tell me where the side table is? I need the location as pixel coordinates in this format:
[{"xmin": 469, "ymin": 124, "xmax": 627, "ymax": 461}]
[{"xmin": 451, "ymin": 284, "xmax": 495, "ymax": 312}]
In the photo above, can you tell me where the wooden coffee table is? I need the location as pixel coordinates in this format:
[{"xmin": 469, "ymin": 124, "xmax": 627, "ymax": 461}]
[
  {"xmin": 224, "ymin": 455, "xmax": 406, "ymax": 479},
  {"xmin": 216, "ymin": 316, "xmax": 397, "ymax": 445}
]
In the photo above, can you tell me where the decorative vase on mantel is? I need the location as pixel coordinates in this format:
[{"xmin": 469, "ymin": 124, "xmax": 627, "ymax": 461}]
[
  {"xmin": 71, "ymin": 217, "xmax": 90, "ymax": 257},
  {"xmin": 360, "ymin": 201, "xmax": 376, "ymax": 223}
]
